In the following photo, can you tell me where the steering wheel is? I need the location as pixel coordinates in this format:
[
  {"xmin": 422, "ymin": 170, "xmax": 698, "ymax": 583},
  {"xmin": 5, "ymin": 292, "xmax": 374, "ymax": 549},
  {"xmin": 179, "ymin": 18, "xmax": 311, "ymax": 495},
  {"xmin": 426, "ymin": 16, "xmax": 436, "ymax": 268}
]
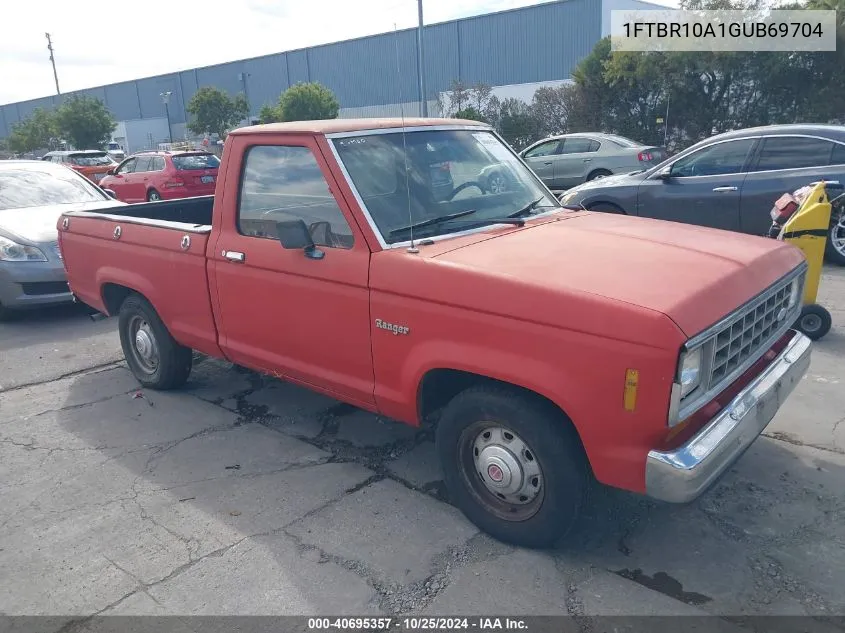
[{"xmin": 446, "ymin": 181, "xmax": 485, "ymax": 200}]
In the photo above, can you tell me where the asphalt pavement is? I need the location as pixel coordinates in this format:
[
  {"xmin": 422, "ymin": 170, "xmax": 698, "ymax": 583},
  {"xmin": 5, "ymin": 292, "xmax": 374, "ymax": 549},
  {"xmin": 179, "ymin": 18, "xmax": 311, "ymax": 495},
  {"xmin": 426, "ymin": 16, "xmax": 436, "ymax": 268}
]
[{"xmin": 1, "ymin": 267, "xmax": 844, "ymax": 626}]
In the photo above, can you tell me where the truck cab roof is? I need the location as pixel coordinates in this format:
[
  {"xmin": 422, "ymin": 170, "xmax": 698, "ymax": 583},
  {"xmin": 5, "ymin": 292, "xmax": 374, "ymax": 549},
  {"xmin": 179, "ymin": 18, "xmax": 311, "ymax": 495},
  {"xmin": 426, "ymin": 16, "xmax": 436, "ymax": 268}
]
[{"xmin": 230, "ymin": 117, "xmax": 490, "ymax": 136}]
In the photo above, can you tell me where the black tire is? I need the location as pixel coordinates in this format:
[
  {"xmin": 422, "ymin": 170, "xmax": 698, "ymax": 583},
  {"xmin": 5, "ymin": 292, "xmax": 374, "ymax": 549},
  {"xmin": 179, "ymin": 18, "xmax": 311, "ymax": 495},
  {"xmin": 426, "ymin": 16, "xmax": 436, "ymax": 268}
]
[
  {"xmin": 118, "ymin": 294, "xmax": 192, "ymax": 389},
  {"xmin": 587, "ymin": 202, "xmax": 625, "ymax": 214},
  {"xmin": 825, "ymin": 211, "xmax": 845, "ymax": 266},
  {"xmin": 586, "ymin": 169, "xmax": 612, "ymax": 181},
  {"xmin": 435, "ymin": 385, "xmax": 588, "ymax": 549},
  {"xmin": 794, "ymin": 304, "xmax": 832, "ymax": 341},
  {"xmin": 147, "ymin": 189, "xmax": 161, "ymax": 202}
]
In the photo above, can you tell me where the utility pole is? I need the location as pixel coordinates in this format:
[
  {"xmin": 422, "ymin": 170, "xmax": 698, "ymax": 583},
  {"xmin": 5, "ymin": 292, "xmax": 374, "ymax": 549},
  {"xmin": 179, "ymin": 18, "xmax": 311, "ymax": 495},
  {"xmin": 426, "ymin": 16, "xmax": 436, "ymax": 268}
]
[
  {"xmin": 45, "ymin": 33, "xmax": 60, "ymax": 95},
  {"xmin": 416, "ymin": 0, "xmax": 428, "ymax": 117},
  {"xmin": 160, "ymin": 92, "xmax": 173, "ymax": 143}
]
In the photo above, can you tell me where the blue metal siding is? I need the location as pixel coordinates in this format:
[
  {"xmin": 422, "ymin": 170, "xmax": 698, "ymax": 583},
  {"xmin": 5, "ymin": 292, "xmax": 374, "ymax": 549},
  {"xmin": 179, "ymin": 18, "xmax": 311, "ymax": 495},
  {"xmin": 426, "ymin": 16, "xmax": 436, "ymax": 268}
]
[
  {"xmin": 16, "ymin": 96, "xmax": 55, "ymax": 120},
  {"xmin": 1, "ymin": 0, "xmax": 613, "ymax": 139},
  {"xmin": 104, "ymin": 82, "xmax": 142, "ymax": 120}
]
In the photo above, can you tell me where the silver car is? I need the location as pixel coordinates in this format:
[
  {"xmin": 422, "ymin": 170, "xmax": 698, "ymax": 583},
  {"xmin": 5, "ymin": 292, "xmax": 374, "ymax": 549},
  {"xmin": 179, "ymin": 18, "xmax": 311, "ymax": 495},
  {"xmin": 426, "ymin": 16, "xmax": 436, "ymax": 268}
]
[
  {"xmin": 0, "ymin": 160, "xmax": 123, "ymax": 320},
  {"xmin": 519, "ymin": 133, "xmax": 665, "ymax": 190}
]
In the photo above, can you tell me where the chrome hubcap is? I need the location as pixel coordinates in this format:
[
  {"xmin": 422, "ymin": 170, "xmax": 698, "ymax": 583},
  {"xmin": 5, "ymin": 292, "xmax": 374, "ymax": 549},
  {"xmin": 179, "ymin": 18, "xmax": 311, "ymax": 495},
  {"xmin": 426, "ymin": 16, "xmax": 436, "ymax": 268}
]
[
  {"xmin": 472, "ymin": 426, "xmax": 542, "ymax": 505},
  {"xmin": 801, "ymin": 313, "xmax": 822, "ymax": 332},
  {"xmin": 129, "ymin": 316, "xmax": 159, "ymax": 372},
  {"xmin": 490, "ymin": 175, "xmax": 506, "ymax": 194}
]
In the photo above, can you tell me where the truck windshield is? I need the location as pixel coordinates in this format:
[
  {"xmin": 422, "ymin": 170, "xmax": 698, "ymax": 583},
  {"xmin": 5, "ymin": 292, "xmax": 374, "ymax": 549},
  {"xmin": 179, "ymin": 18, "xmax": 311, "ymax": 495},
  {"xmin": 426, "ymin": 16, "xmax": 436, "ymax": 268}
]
[
  {"xmin": 331, "ymin": 128, "xmax": 559, "ymax": 244},
  {"xmin": 0, "ymin": 165, "xmax": 107, "ymax": 210}
]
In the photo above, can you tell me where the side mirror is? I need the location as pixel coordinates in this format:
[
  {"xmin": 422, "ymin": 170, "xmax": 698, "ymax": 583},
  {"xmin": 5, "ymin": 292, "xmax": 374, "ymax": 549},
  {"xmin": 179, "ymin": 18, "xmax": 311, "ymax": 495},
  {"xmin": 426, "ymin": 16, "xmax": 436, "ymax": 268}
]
[
  {"xmin": 107, "ymin": 168, "xmax": 116, "ymax": 175},
  {"xmin": 103, "ymin": 189, "xmax": 117, "ymax": 199},
  {"xmin": 655, "ymin": 166, "xmax": 673, "ymax": 180},
  {"xmin": 276, "ymin": 219, "xmax": 324, "ymax": 260}
]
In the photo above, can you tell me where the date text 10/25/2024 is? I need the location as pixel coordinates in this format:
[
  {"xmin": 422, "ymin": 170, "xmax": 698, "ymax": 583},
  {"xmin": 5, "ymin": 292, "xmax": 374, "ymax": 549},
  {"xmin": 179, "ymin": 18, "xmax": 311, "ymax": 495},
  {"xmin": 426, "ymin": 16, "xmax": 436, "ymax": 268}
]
[{"xmin": 307, "ymin": 617, "xmax": 529, "ymax": 631}]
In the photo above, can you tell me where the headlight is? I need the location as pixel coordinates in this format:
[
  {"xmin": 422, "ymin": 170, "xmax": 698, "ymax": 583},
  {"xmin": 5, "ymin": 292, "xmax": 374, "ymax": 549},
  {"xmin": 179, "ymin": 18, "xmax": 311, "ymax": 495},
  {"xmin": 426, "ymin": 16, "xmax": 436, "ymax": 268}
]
[
  {"xmin": 0, "ymin": 235, "xmax": 48, "ymax": 262},
  {"xmin": 559, "ymin": 191, "xmax": 577, "ymax": 204},
  {"xmin": 678, "ymin": 346, "xmax": 702, "ymax": 399}
]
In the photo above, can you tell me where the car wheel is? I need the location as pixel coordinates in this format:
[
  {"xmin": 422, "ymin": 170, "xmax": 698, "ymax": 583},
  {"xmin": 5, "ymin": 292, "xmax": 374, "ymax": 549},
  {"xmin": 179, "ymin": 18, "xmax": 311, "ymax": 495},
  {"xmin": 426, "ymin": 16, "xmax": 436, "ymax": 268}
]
[
  {"xmin": 825, "ymin": 209, "xmax": 845, "ymax": 266},
  {"xmin": 487, "ymin": 172, "xmax": 508, "ymax": 194},
  {"xmin": 147, "ymin": 189, "xmax": 161, "ymax": 202},
  {"xmin": 587, "ymin": 169, "xmax": 612, "ymax": 181},
  {"xmin": 436, "ymin": 385, "xmax": 588, "ymax": 549},
  {"xmin": 118, "ymin": 294, "xmax": 193, "ymax": 389},
  {"xmin": 587, "ymin": 202, "xmax": 625, "ymax": 214}
]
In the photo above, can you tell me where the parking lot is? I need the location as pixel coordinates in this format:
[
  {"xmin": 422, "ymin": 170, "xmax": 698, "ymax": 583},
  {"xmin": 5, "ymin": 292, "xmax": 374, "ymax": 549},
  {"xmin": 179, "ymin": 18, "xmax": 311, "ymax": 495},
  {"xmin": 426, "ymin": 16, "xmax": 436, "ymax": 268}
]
[{"xmin": 0, "ymin": 266, "xmax": 843, "ymax": 623}]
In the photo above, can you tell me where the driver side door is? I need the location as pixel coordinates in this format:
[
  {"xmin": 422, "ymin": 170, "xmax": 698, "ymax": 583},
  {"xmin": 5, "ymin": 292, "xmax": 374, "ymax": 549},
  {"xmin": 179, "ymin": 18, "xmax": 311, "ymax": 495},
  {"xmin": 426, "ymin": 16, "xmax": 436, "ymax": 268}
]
[
  {"xmin": 107, "ymin": 158, "xmax": 137, "ymax": 202},
  {"xmin": 521, "ymin": 140, "xmax": 562, "ymax": 187},
  {"xmin": 636, "ymin": 138, "xmax": 758, "ymax": 231}
]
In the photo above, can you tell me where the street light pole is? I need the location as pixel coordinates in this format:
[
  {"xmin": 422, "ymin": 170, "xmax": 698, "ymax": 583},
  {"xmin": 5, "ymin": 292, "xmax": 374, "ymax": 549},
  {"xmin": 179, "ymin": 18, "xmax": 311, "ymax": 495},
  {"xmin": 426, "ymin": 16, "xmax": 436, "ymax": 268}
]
[
  {"xmin": 160, "ymin": 91, "xmax": 173, "ymax": 144},
  {"xmin": 45, "ymin": 33, "xmax": 61, "ymax": 95},
  {"xmin": 416, "ymin": 0, "xmax": 428, "ymax": 117}
]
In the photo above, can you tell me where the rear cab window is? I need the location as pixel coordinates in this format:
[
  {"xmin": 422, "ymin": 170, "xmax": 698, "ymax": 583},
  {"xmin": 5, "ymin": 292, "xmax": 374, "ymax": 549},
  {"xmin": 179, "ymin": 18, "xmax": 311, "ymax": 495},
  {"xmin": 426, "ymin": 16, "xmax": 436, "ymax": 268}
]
[{"xmin": 172, "ymin": 153, "xmax": 220, "ymax": 170}]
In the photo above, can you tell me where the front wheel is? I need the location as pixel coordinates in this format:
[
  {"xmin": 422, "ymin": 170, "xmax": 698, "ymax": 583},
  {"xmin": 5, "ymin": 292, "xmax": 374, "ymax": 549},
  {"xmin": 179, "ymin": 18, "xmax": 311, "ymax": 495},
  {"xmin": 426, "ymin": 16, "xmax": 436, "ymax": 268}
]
[
  {"xmin": 825, "ymin": 211, "xmax": 845, "ymax": 266},
  {"xmin": 436, "ymin": 385, "xmax": 588, "ymax": 548},
  {"xmin": 147, "ymin": 189, "xmax": 161, "ymax": 202},
  {"xmin": 794, "ymin": 304, "xmax": 832, "ymax": 341},
  {"xmin": 118, "ymin": 294, "xmax": 193, "ymax": 389}
]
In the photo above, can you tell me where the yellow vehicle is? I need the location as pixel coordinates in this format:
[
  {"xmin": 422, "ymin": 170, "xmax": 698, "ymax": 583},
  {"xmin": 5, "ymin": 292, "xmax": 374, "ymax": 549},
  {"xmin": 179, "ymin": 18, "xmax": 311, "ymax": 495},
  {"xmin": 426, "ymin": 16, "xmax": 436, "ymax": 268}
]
[{"xmin": 768, "ymin": 180, "xmax": 844, "ymax": 340}]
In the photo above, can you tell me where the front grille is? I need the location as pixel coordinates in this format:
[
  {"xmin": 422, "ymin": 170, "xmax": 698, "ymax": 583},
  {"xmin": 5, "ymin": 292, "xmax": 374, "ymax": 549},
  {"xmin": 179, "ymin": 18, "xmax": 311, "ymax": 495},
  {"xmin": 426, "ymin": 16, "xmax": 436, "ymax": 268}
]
[
  {"xmin": 21, "ymin": 281, "xmax": 70, "ymax": 296},
  {"xmin": 707, "ymin": 271, "xmax": 803, "ymax": 388}
]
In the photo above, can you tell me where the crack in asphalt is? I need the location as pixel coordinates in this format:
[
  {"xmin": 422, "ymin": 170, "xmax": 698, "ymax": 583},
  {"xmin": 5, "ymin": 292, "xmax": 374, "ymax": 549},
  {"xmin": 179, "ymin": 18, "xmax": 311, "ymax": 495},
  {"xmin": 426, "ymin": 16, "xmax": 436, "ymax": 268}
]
[
  {"xmin": 763, "ymin": 431, "xmax": 845, "ymax": 455},
  {"xmin": 0, "ymin": 361, "xmax": 124, "ymax": 394}
]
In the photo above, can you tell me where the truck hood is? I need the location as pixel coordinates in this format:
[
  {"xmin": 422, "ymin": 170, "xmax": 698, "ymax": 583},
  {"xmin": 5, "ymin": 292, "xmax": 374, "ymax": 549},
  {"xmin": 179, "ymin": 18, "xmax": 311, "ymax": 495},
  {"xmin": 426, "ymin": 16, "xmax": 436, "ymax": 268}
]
[
  {"xmin": 430, "ymin": 212, "xmax": 805, "ymax": 337},
  {"xmin": 0, "ymin": 200, "xmax": 121, "ymax": 245}
]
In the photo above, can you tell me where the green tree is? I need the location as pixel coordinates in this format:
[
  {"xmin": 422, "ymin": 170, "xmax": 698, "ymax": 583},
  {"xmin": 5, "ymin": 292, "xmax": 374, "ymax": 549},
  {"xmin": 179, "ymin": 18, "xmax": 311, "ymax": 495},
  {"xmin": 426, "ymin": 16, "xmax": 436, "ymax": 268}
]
[
  {"xmin": 258, "ymin": 103, "xmax": 283, "ymax": 124},
  {"xmin": 7, "ymin": 108, "xmax": 59, "ymax": 153},
  {"xmin": 277, "ymin": 82, "xmax": 339, "ymax": 121},
  {"xmin": 454, "ymin": 106, "xmax": 487, "ymax": 122},
  {"xmin": 54, "ymin": 96, "xmax": 116, "ymax": 150},
  {"xmin": 186, "ymin": 86, "xmax": 250, "ymax": 139},
  {"xmin": 496, "ymin": 98, "xmax": 541, "ymax": 150}
]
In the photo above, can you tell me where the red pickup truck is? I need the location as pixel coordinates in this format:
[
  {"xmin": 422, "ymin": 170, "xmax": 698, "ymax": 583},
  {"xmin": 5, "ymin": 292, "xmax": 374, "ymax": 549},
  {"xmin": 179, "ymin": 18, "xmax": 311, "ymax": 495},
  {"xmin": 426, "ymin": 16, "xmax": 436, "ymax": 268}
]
[{"xmin": 59, "ymin": 118, "xmax": 812, "ymax": 548}]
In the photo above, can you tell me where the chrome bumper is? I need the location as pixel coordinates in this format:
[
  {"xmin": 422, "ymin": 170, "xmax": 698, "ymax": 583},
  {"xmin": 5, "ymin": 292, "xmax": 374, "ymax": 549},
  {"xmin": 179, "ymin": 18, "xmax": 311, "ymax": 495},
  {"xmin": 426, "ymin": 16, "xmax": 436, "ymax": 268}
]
[{"xmin": 645, "ymin": 331, "xmax": 812, "ymax": 503}]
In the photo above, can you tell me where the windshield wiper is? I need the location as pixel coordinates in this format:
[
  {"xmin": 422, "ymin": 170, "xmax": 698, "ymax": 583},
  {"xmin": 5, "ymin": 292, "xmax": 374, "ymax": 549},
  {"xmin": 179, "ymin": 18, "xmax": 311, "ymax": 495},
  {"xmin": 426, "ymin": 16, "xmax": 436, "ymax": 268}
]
[
  {"xmin": 389, "ymin": 209, "xmax": 478, "ymax": 237},
  {"xmin": 509, "ymin": 196, "xmax": 558, "ymax": 219}
]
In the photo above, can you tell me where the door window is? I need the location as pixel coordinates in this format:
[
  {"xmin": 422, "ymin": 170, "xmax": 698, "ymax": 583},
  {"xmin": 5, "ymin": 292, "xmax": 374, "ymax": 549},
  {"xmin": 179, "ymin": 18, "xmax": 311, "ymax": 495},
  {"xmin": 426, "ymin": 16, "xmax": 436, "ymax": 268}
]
[
  {"xmin": 560, "ymin": 138, "xmax": 596, "ymax": 154},
  {"xmin": 151, "ymin": 157, "xmax": 166, "ymax": 171},
  {"xmin": 755, "ymin": 136, "xmax": 835, "ymax": 171},
  {"xmin": 238, "ymin": 145, "xmax": 354, "ymax": 249},
  {"xmin": 829, "ymin": 142, "xmax": 845, "ymax": 166},
  {"xmin": 524, "ymin": 140, "xmax": 562, "ymax": 158},
  {"xmin": 134, "ymin": 156, "xmax": 153, "ymax": 172},
  {"xmin": 670, "ymin": 139, "xmax": 756, "ymax": 177},
  {"xmin": 116, "ymin": 158, "xmax": 137, "ymax": 174}
]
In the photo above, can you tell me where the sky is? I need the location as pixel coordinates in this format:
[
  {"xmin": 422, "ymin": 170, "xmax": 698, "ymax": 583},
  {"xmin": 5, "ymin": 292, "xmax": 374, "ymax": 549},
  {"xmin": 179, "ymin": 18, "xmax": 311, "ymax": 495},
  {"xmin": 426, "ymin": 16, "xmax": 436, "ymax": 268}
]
[{"xmin": 2, "ymin": 0, "xmax": 674, "ymax": 106}]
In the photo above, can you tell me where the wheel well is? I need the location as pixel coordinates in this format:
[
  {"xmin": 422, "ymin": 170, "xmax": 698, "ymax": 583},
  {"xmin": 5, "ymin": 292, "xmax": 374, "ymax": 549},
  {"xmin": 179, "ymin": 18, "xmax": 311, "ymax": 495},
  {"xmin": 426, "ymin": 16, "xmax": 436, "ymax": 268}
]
[
  {"xmin": 586, "ymin": 201, "xmax": 625, "ymax": 214},
  {"xmin": 417, "ymin": 369, "xmax": 581, "ymax": 439},
  {"xmin": 587, "ymin": 168, "xmax": 612, "ymax": 180},
  {"xmin": 101, "ymin": 283, "xmax": 135, "ymax": 316}
]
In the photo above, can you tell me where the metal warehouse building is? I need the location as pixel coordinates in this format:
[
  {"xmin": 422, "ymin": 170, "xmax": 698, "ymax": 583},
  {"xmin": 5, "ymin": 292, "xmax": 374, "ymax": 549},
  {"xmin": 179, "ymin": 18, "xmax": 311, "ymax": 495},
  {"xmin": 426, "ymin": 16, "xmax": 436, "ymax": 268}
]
[{"xmin": 1, "ymin": 0, "xmax": 658, "ymax": 153}]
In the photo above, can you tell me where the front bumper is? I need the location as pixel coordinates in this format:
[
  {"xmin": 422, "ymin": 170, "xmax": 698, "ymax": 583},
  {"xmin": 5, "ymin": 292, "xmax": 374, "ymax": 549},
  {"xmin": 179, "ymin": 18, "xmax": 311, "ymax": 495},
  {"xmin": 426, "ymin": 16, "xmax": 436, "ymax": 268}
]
[
  {"xmin": 645, "ymin": 331, "xmax": 812, "ymax": 503},
  {"xmin": 0, "ymin": 259, "xmax": 73, "ymax": 310}
]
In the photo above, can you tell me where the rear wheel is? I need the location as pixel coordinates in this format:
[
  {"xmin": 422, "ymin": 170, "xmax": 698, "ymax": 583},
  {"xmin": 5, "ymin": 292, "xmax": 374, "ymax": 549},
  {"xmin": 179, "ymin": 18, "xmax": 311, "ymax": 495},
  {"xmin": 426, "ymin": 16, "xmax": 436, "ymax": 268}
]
[
  {"xmin": 825, "ymin": 210, "xmax": 845, "ymax": 266},
  {"xmin": 147, "ymin": 189, "xmax": 161, "ymax": 202},
  {"xmin": 118, "ymin": 294, "xmax": 192, "ymax": 389},
  {"xmin": 436, "ymin": 385, "xmax": 588, "ymax": 548},
  {"xmin": 794, "ymin": 304, "xmax": 832, "ymax": 341}
]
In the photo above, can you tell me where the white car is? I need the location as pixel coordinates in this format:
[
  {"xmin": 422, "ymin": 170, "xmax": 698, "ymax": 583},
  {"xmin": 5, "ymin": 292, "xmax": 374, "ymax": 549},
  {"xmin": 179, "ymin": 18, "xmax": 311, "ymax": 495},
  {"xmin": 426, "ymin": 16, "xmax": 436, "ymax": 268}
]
[{"xmin": 106, "ymin": 142, "xmax": 125, "ymax": 162}]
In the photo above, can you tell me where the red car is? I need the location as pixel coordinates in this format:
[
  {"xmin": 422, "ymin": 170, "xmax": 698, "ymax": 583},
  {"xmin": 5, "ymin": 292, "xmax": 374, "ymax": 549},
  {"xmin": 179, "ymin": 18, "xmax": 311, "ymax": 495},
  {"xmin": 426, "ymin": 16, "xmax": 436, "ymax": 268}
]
[{"xmin": 99, "ymin": 150, "xmax": 220, "ymax": 203}]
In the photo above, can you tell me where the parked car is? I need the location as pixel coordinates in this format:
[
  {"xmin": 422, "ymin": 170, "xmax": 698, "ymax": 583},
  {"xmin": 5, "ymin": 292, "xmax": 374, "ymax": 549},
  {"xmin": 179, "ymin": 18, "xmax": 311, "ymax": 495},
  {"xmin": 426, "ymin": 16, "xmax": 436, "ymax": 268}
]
[
  {"xmin": 59, "ymin": 118, "xmax": 811, "ymax": 549},
  {"xmin": 106, "ymin": 142, "xmax": 126, "ymax": 162},
  {"xmin": 41, "ymin": 150, "xmax": 117, "ymax": 185},
  {"xmin": 0, "ymin": 160, "xmax": 124, "ymax": 320},
  {"xmin": 558, "ymin": 124, "xmax": 845, "ymax": 265},
  {"xmin": 519, "ymin": 133, "xmax": 665, "ymax": 190},
  {"xmin": 99, "ymin": 150, "xmax": 220, "ymax": 203}
]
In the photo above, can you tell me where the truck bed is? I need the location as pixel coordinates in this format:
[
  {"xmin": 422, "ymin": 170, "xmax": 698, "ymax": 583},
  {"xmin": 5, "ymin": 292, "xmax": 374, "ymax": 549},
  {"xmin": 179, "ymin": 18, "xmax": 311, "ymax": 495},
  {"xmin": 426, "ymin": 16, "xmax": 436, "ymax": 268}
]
[
  {"xmin": 58, "ymin": 194, "xmax": 222, "ymax": 359},
  {"xmin": 81, "ymin": 195, "xmax": 214, "ymax": 227}
]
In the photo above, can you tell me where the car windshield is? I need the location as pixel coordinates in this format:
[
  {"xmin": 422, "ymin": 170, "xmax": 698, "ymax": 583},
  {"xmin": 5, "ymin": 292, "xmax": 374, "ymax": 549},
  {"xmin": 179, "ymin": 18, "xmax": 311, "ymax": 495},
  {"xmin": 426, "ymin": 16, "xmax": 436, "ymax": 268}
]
[
  {"xmin": 69, "ymin": 152, "xmax": 113, "ymax": 166},
  {"xmin": 332, "ymin": 128, "xmax": 559, "ymax": 244},
  {"xmin": 172, "ymin": 153, "xmax": 220, "ymax": 170},
  {"xmin": 0, "ymin": 165, "xmax": 107, "ymax": 210}
]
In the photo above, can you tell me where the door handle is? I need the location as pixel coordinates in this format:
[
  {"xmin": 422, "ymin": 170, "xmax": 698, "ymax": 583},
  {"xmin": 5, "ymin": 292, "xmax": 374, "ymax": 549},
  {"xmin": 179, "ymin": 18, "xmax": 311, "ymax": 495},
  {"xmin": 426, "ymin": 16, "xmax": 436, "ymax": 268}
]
[
  {"xmin": 712, "ymin": 186, "xmax": 738, "ymax": 192},
  {"xmin": 543, "ymin": 161, "xmax": 553, "ymax": 165},
  {"xmin": 222, "ymin": 250, "xmax": 245, "ymax": 262},
  {"xmin": 583, "ymin": 158, "xmax": 592, "ymax": 162}
]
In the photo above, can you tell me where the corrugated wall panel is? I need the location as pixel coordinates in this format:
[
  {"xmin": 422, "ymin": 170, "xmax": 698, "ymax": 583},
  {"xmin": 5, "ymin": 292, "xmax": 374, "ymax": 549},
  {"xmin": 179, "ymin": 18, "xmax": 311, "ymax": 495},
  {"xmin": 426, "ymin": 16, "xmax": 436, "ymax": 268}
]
[
  {"xmin": 243, "ymin": 54, "xmax": 288, "ymax": 116},
  {"xmin": 178, "ymin": 70, "xmax": 200, "ymax": 114},
  {"xmin": 137, "ymin": 75, "xmax": 183, "ymax": 122},
  {"xmin": 104, "ymin": 82, "xmax": 141, "ymax": 120},
  {"xmin": 286, "ymin": 50, "xmax": 310, "ymax": 85},
  {"xmin": 459, "ymin": 0, "xmax": 600, "ymax": 87},
  {"xmin": 307, "ymin": 29, "xmax": 419, "ymax": 109},
  {"xmin": 423, "ymin": 22, "xmax": 460, "ymax": 98},
  {"xmin": 196, "ymin": 62, "xmax": 244, "ymax": 97},
  {"xmin": 16, "ymin": 96, "xmax": 55, "ymax": 120}
]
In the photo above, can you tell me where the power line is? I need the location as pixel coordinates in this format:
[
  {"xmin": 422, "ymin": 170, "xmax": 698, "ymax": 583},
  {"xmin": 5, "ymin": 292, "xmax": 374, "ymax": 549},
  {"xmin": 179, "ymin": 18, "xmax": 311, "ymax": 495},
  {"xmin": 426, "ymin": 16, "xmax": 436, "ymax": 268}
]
[{"xmin": 45, "ymin": 33, "xmax": 61, "ymax": 95}]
